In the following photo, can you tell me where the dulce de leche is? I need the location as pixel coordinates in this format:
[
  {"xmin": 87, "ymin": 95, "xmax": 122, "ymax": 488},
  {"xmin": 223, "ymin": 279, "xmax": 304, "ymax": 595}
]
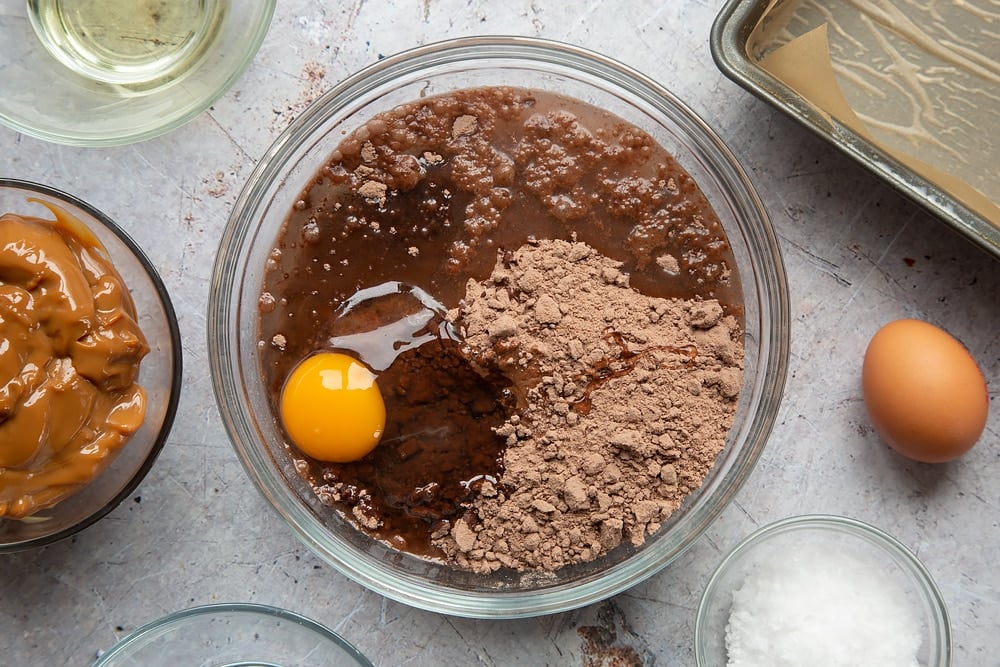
[{"xmin": 0, "ymin": 203, "xmax": 149, "ymax": 519}]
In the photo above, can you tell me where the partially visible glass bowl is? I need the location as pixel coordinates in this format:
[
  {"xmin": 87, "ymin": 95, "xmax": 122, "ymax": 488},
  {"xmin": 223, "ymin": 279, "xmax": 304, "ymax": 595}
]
[
  {"xmin": 696, "ymin": 515, "xmax": 952, "ymax": 666},
  {"xmin": 0, "ymin": 179, "xmax": 182, "ymax": 550},
  {"xmin": 0, "ymin": 1, "xmax": 275, "ymax": 146},
  {"xmin": 92, "ymin": 603, "xmax": 373, "ymax": 667},
  {"xmin": 209, "ymin": 36, "xmax": 790, "ymax": 618}
]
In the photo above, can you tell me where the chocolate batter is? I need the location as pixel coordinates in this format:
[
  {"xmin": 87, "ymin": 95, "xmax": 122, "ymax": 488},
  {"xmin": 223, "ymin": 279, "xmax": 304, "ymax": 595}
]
[{"xmin": 259, "ymin": 87, "xmax": 741, "ymax": 562}]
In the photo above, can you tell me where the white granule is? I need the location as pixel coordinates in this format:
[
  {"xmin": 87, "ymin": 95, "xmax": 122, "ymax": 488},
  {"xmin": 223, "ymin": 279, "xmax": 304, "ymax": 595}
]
[{"xmin": 725, "ymin": 543, "xmax": 922, "ymax": 667}]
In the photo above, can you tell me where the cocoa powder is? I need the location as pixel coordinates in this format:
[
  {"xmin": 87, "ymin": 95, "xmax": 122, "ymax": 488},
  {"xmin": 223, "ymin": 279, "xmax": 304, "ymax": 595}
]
[{"xmin": 434, "ymin": 239, "xmax": 743, "ymax": 572}]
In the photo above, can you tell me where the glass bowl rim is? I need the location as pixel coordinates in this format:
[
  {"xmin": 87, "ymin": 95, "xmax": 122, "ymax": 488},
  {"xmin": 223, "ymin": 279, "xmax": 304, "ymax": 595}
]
[
  {"xmin": 0, "ymin": 177, "xmax": 183, "ymax": 550},
  {"xmin": 92, "ymin": 601, "xmax": 374, "ymax": 667},
  {"xmin": 209, "ymin": 35, "xmax": 790, "ymax": 618},
  {"xmin": 694, "ymin": 513, "xmax": 953, "ymax": 665}
]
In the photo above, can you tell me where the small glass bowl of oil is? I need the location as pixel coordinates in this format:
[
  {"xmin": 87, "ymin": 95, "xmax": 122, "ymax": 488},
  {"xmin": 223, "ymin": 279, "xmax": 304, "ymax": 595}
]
[
  {"xmin": 27, "ymin": 0, "xmax": 225, "ymax": 87},
  {"xmin": 0, "ymin": 0, "xmax": 275, "ymax": 146}
]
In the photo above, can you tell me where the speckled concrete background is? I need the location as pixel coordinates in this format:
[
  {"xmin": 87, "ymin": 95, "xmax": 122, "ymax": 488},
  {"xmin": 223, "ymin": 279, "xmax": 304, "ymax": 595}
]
[{"xmin": 1, "ymin": 2, "xmax": 997, "ymax": 665}]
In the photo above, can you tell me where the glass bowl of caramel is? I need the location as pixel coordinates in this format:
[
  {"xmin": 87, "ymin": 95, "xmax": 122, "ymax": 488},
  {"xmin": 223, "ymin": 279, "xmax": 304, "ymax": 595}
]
[
  {"xmin": 209, "ymin": 36, "xmax": 789, "ymax": 617},
  {"xmin": 0, "ymin": 179, "xmax": 182, "ymax": 551}
]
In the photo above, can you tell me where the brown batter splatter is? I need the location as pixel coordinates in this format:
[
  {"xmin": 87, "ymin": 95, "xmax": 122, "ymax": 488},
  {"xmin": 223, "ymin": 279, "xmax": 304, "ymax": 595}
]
[{"xmin": 578, "ymin": 601, "xmax": 651, "ymax": 667}]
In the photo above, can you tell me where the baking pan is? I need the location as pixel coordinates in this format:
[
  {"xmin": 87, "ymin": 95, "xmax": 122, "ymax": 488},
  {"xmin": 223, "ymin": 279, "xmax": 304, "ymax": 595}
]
[{"xmin": 711, "ymin": 0, "xmax": 1000, "ymax": 258}]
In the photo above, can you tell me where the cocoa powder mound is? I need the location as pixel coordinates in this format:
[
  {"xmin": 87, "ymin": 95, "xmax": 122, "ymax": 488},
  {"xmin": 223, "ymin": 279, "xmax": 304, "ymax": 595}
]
[{"xmin": 434, "ymin": 239, "xmax": 743, "ymax": 572}]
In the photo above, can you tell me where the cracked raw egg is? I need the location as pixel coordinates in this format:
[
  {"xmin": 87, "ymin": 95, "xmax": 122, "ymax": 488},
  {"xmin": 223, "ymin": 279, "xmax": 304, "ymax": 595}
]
[
  {"xmin": 862, "ymin": 319, "xmax": 988, "ymax": 463},
  {"xmin": 280, "ymin": 351, "xmax": 385, "ymax": 463}
]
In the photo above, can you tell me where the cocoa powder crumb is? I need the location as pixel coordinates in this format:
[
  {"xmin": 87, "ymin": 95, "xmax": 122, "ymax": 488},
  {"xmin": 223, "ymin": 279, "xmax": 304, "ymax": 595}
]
[
  {"xmin": 360, "ymin": 141, "xmax": 377, "ymax": 163},
  {"xmin": 434, "ymin": 239, "xmax": 743, "ymax": 572},
  {"xmin": 357, "ymin": 180, "xmax": 387, "ymax": 206},
  {"xmin": 452, "ymin": 114, "xmax": 479, "ymax": 138},
  {"xmin": 655, "ymin": 253, "xmax": 680, "ymax": 275}
]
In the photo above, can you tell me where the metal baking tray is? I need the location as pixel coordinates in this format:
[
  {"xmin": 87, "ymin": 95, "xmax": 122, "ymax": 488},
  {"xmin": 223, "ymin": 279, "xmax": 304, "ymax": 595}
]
[{"xmin": 711, "ymin": 0, "xmax": 1000, "ymax": 258}]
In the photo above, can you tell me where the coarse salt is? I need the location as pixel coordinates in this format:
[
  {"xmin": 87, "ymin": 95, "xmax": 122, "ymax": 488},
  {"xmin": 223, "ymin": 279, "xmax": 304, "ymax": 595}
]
[{"xmin": 725, "ymin": 543, "xmax": 921, "ymax": 667}]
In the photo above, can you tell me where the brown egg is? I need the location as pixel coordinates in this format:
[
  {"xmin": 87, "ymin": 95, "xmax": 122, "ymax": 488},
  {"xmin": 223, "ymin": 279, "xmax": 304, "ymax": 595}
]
[{"xmin": 862, "ymin": 319, "xmax": 988, "ymax": 462}]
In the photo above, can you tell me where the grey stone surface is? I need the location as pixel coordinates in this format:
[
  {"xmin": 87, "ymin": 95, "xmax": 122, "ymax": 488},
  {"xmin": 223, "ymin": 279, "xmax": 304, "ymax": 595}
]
[{"xmin": 1, "ymin": 2, "xmax": 997, "ymax": 665}]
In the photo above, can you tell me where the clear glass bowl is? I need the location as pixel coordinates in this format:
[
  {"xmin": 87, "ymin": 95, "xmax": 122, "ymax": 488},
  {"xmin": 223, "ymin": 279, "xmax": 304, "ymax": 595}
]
[
  {"xmin": 0, "ymin": 179, "xmax": 182, "ymax": 550},
  {"xmin": 0, "ymin": 1, "xmax": 275, "ymax": 146},
  {"xmin": 208, "ymin": 36, "xmax": 790, "ymax": 618},
  {"xmin": 696, "ymin": 515, "xmax": 952, "ymax": 666},
  {"xmin": 92, "ymin": 603, "xmax": 373, "ymax": 667}
]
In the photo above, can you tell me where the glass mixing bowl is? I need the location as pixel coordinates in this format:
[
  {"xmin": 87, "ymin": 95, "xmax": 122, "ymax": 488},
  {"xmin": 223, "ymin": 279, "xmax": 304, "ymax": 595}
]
[
  {"xmin": 0, "ymin": 179, "xmax": 182, "ymax": 550},
  {"xmin": 93, "ymin": 603, "xmax": 373, "ymax": 667},
  {"xmin": 208, "ymin": 36, "xmax": 789, "ymax": 618},
  {"xmin": 696, "ymin": 515, "xmax": 952, "ymax": 666}
]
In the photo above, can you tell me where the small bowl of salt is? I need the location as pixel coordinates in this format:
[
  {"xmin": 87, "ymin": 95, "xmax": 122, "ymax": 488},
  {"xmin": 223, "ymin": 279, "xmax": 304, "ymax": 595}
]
[{"xmin": 695, "ymin": 514, "xmax": 951, "ymax": 667}]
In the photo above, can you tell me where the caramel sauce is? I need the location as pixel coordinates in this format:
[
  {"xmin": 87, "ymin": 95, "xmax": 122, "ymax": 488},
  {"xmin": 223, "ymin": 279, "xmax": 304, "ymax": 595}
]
[{"xmin": 0, "ymin": 204, "xmax": 148, "ymax": 519}]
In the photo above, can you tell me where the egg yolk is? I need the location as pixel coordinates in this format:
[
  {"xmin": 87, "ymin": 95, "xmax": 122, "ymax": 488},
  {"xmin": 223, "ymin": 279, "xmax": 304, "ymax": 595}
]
[{"xmin": 280, "ymin": 352, "xmax": 386, "ymax": 463}]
